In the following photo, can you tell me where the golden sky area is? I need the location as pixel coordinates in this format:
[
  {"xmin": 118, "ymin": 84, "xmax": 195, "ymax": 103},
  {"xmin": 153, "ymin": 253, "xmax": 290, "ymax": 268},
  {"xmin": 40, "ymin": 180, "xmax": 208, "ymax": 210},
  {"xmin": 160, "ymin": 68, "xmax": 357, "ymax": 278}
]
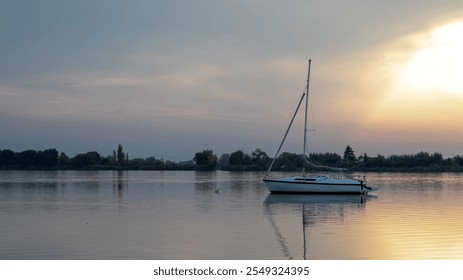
[{"xmin": 336, "ymin": 20, "xmax": 463, "ymax": 156}]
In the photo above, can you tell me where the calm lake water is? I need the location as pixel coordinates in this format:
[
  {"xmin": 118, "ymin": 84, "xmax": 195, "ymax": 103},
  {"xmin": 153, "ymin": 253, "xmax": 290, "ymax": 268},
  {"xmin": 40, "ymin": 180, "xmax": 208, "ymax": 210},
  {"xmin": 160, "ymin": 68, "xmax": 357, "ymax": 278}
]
[{"xmin": 1, "ymin": 170, "xmax": 463, "ymax": 260}]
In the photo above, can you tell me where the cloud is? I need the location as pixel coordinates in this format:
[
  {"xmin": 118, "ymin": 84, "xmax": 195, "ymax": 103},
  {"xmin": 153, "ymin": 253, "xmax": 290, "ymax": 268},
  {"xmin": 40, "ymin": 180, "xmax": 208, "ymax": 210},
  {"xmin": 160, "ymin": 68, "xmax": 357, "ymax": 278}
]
[{"xmin": 3, "ymin": 0, "xmax": 463, "ymax": 158}]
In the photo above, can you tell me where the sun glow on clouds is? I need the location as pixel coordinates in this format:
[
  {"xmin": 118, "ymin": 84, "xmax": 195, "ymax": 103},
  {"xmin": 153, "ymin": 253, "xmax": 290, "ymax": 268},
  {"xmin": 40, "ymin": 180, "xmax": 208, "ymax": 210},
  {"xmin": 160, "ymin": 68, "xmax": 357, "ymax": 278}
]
[
  {"xmin": 381, "ymin": 20, "xmax": 463, "ymax": 102},
  {"xmin": 362, "ymin": 21, "xmax": 463, "ymax": 152},
  {"xmin": 399, "ymin": 21, "xmax": 463, "ymax": 95}
]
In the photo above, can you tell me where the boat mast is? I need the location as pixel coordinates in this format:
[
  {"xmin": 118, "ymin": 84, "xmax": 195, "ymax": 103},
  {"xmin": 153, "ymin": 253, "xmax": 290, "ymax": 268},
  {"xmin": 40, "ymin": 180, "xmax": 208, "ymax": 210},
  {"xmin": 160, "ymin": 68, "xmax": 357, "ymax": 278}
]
[{"xmin": 302, "ymin": 59, "xmax": 311, "ymax": 176}]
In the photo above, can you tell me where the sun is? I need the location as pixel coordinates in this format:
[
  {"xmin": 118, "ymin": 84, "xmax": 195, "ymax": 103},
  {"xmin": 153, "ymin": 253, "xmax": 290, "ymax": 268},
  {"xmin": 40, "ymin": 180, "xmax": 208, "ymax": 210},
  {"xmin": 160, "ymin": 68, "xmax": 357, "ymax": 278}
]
[{"xmin": 399, "ymin": 21, "xmax": 463, "ymax": 95}]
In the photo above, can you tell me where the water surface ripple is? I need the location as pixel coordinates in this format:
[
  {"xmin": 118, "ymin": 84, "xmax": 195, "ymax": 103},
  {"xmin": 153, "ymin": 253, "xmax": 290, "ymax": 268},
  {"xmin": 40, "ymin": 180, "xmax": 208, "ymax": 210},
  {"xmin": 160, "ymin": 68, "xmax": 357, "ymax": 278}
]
[{"xmin": 1, "ymin": 171, "xmax": 463, "ymax": 259}]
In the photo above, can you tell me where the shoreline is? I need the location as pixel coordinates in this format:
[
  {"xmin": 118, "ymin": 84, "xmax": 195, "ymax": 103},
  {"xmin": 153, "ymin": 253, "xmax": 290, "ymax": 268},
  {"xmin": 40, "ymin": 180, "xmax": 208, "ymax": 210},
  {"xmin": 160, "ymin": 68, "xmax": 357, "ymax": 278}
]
[{"xmin": 2, "ymin": 167, "xmax": 463, "ymax": 173}]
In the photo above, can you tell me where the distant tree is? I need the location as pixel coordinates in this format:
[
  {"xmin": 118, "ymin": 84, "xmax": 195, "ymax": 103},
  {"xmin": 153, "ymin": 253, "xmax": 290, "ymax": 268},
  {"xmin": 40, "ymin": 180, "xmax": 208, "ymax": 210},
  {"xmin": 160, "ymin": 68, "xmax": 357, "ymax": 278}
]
[
  {"xmin": 72, "ymin": 151, "xmax": 101, "ymax": 168},
  {"xmin": 229, "ymin": 150, "xmax": 246, "ymax": 166},
  {"xmin": 430, "ymin": 152, "xmax": 443, "ymax": 166},
  {"xmin": 367, "ymin": 154, "xmax": 387, "ymax": 167},
  {"xmin": 58, "ymin": 152, "xmax": 70, "ymax": 166},
  {"xmin": 454, "ymin": 155, "xmax": 463, "ymax": 166},
  {"xmin": 16, "ymin": 150, "xmax": 38, "ymax": 168},
  {"xmin": 113, "ymin": 144, "xmax": 127, "ymax": 165},
  {"xmin": 37, "ymin": 149, "xmax": 59, "ymax": 166},
  {"xmin": 217, "ymin": 153, "xmax": 230, "ymax": 169},
  {"xmin": 309, "ymin": 152, "xmax": 342, "ymax": 167},
  {"xmin": 343, "ymin": 145, "xmax": 357, "ymax": 165},
  {"xmin": 251, "ymin": 148, "xmax": 270, "ymax": 169},
  {"xmin": 0, "ymin": 149, "xmax": 58, "ymax": 168},
  {"xmin": 358, "ymin": 153, "xmax": 368, "ymax": 163},
  {"xmin": 194, "ymin": 149, "xmax": 218, "ymax": 170},
  {"xmin": 100, "ymin": 156, "xmax": 110, "ymax": 165},
  {"xmin": 194, "ymin": 150, "xmax": 208, "ymax": 166},
  {"xmin": 147, "ymin": 156, "xmax": 165, "ymax": 168},
  {"xmin": 0, "ymin": 149, "xmax": 15, "ymax": 167},
  {"xmin": 274, "ymin": 152, "xmax": 302, "ymax": 171},
  {"xmin": 129, "ymin": 156, "xmax": 165, "ymax": 170}
]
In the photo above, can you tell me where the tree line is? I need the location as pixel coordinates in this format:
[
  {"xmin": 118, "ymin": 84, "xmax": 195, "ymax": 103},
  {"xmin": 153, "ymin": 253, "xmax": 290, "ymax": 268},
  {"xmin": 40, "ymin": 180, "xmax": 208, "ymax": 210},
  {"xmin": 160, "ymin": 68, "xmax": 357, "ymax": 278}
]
[{"xmin": 1, "ymin": 144, "xmax": 463, "ymax": 172}]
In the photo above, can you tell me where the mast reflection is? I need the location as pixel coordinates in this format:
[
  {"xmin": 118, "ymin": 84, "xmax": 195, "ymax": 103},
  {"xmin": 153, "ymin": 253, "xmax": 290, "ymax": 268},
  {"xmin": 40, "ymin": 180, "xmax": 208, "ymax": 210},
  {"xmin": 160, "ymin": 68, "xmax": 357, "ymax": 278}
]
[{"xmin": 264, "ymin": 193, "xmax": 376, "ymax": 259}]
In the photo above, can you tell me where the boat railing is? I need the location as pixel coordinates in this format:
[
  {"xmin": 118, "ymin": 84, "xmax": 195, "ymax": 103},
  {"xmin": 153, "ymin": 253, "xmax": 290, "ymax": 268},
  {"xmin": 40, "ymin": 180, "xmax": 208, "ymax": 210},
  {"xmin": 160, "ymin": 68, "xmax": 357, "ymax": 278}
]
[{"xmin": 331, "ymin": 172, "xmax": 366, "ymax": 182}]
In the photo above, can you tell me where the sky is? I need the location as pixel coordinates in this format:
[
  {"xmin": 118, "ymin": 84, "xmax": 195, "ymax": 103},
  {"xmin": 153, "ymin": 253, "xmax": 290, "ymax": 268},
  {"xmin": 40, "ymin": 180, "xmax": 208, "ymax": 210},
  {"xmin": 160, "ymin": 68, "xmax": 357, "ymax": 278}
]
[{"xmin": 1, "ymin": 0, "xmax": 463, "ymax": 161}]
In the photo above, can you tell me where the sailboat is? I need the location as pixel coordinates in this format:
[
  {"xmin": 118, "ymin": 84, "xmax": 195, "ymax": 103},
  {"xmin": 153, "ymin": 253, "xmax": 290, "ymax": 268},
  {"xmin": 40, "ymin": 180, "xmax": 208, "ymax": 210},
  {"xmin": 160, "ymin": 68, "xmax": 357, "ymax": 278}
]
[{"xmin": 263, "ymin": 60, "xmax": 375, "ymax": 194}]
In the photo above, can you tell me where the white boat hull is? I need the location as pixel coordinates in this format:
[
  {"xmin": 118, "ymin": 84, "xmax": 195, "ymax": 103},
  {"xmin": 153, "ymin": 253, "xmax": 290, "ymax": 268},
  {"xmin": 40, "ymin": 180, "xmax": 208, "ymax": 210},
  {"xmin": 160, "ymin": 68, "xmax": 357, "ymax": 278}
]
[{"xmin": 263, "ymin": 176, "xmax": 371, "ymax": 194}]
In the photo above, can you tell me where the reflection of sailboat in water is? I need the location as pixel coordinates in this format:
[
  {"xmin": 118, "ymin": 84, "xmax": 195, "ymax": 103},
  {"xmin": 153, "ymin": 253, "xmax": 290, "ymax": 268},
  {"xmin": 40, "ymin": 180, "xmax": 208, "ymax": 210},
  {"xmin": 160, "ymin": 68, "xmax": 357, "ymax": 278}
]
[{"xmin": 264, "ymin": 193, "xmax": 374, "ymax": 259}]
